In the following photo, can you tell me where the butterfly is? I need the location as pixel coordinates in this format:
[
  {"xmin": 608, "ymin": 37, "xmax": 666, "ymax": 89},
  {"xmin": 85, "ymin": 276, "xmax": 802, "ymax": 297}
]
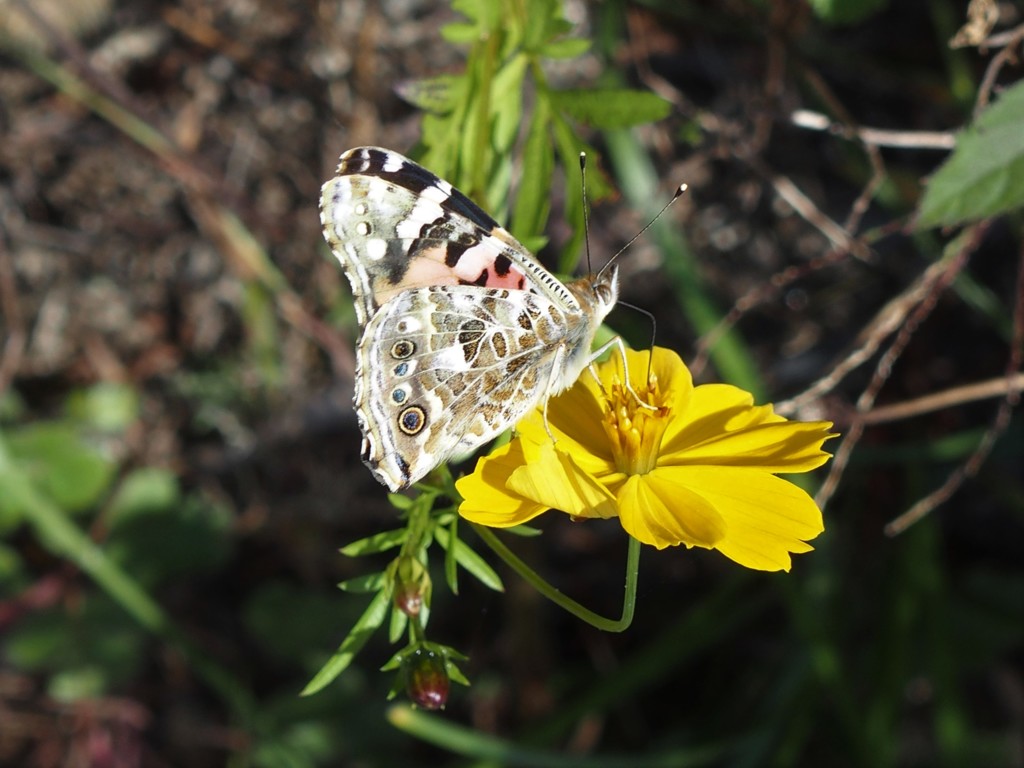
[{"xmin": 320, "ymin": 147, "xmax": 620, "ymax": 492}]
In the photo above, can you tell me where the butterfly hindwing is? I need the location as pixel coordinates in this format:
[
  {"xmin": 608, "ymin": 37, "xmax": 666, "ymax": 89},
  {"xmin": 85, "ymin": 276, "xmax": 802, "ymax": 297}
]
[{"xmin": 357, "ymin": 285, "xmax": 579, "ymax": 488}]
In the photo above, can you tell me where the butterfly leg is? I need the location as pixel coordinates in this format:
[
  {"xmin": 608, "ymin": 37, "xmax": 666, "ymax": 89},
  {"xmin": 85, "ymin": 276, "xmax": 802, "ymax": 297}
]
[
  {"xmin": 587, "ymin": 337, "xmax": 658, "ymax": 411},
  {"xmin": 540, "ymin": 345, "xmax": 570, "ymax": 444}
]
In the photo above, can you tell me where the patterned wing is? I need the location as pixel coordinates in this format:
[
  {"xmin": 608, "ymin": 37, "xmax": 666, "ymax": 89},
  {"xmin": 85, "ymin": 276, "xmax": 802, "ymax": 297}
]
[
  {"xmin": 355, "ymin": 285, "xmax": 593, "ymax": 491},
  {"xmin": 319, "ymin": 146, "xmax": 581, "ymax": 325}
]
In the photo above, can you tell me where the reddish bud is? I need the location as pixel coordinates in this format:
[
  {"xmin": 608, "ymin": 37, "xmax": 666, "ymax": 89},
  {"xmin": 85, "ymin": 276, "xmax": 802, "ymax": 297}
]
[
  {"xmin": 391, "ymin": 556, "xmax": 430, "ymax": 617},
  {"xmin": 404, "ymin": 649, "xmax": 449, "ymax": 710}
]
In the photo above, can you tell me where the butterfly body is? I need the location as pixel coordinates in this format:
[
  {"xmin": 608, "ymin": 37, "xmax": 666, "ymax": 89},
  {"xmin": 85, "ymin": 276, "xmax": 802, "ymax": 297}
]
[{"xmin": 321, "ymin": 147, "xmax": 617, "ymax": 491}]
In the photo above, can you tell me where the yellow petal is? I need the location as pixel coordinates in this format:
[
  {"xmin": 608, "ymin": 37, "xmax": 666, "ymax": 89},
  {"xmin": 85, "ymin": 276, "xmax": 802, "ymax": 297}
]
[
  {"xmin": 661, "ymin": 420, "xmax": 836, "ymax": 472},
  {"xmin": 617, "ymin": 474, "xmax": 726, "ymax": 550},
  {"xmin": 650, "ymin": 466, "xmax": 824, "ymax": 571},
  {"xmin": 515, "ymin": 390, "xmax": 615, "ymax": 477},
  {"xmin": 596, "ymin": 346, "xmax": 693, "ymax": 410},
  {"xmin": 457, "ymin": 440, "xmax": 548, "ymax": 527},
  {"xmin": 662, "ymin": 383, "xmax": 779, "ymax": 450},
  {"xmin": 507, "ymin": 441, "xmax": 618, "ymax": 519}
]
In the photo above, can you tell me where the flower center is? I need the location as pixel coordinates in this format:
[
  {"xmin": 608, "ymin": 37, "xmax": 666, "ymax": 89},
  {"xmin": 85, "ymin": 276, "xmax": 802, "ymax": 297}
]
[{"xmin": 601, "ymin": 374, "xmax": 670, "ymax": 476}]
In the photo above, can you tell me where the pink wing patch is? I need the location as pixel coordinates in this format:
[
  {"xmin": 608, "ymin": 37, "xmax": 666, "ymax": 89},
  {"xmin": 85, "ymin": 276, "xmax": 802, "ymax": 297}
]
[{"xmin": 375, "ymin": 241, "xmax": 530, "ymax": 306}]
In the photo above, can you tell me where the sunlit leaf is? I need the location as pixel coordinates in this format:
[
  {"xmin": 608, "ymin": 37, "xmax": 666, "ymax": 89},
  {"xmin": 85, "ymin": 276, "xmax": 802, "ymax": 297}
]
[
  {"xmin": 65, "ymin": 382, "xmax": 139, "ymax": 431},
  {"xmin": 338, "ymin": 571, "xmax": 386, "ymax": 593},
  {"xmin": 553, "ymin": 88, "xmax": 671, "ymax": 129},
  {"xmin": 434, "ymin": 526, "xmax": 504, "ymax": 592},
  {"xmin": 919, "ymin": 81, "xmax": 1024, "ymax": 228},
  {"xmin": 6, "ymin": 423, "xmax": 115, "ymax": 514},
  {"xmin": 341, "ymin": 529, "xmax": 407, "ymax": 556}
]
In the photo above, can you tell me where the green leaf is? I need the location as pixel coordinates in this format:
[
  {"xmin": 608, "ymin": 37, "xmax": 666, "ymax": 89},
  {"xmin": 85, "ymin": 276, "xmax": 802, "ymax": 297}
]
[
  {"xmin": 553, "ymin": 88, "xmax": 671, "ymax": 129},
  {"xmin": 65, "ymin": 382, "xmax": 139, "ymax": 431},
  {"xmin": 521, "ymin": 0, "xmax": 563, "ymax": 50},
  {"xmin": 301, "ymin": 590, "xmax": 389, "ymax": 696},
  {"xmin": 440, "ymin": 23, "xmax": 478, "ymax": 44},
  {"xmin": 541, "ymin": 37, "xmax": 590, "ymax": 59},
  {"xmin": 918, "ymin": 81, "xmax": 1024, "ymax": 228},
  {"xmin": 394, "ymin": 75, "xmax": 460, "ymax": 114},
  {"xmin": 808, "ymin": 0, "xmax": 888, "ymax": 25},
  {"xmin": 340, "ymin": 529, "xmax": 407, "ymax": 556},
  {"xmin": 338, "ymin": 571, "xmax": 386, "ymax": 593},
  {"xmin": 387, "ymin": 603, "xmax": 407, "ymax": 644},
  {"xmin": 387, "ymin": 492, "xmax": 415, "ymax": 511},
  {"xmin": 448, "ymin": 0, "xmax": 501, "ymax": 34},
  {"xmin": 551, "ymin": 115, "xmax": 587, "ymax": 272},
  {"xmin": 444, "ymin": 515, "xmax": 459, "ymax": 595},
  {"xmin": 5, "ymin": 423, "xmax": 115, "ymax": 514},
  {"xmin": 511, "ymin": 94, "xmax": 553, "ymax": 244},
  {"xmin": 444, "ymin": 655, "xmax": 471, "ymax": 687},
  {"xmin": 434, "ymin": 526, "xmax": 504, "ymax": 593},
  {"xmin": 490, "ymin": 54, "xmax": 528, "ymax": 153},
  {"xmin": 107, "ymin": 467, "xmax": 180, "ymax": 523}
]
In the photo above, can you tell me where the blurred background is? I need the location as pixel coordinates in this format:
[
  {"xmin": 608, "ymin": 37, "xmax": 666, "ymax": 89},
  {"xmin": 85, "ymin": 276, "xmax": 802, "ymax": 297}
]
[{"xmin": 0, "ymin": 0, "xmax": 1021, "ymax": 766}]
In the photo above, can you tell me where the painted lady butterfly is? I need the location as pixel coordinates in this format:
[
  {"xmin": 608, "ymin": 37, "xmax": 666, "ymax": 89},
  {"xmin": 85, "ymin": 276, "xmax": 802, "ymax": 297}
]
[{"xmin": 320, "ymin": 147, "xmax": 620, "ymax": 491}]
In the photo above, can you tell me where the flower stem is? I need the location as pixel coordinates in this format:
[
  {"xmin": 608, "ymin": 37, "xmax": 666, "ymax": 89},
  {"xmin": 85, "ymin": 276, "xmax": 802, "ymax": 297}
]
[{"xmin": 470, "ymin": 524, "xmax": 640, "ymax": 632}]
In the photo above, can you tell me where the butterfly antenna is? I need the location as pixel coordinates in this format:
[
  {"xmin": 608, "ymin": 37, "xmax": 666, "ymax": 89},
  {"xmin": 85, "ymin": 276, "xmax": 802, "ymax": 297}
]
[
  {"xmin": 597, "ymin": 183, "xmax": 688, "ymax": 279},
  {"xmin": 618, "ymin": 300, "xmax": 658, "ymax": 381},
  {"xmin": 580, "ymin": 152, "xmax": 593, "ymax": 272}
]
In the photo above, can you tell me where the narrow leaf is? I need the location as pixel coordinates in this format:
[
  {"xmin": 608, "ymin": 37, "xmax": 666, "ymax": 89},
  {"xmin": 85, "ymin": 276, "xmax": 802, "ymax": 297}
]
[
  {"xmin": 340, "ymin": 529, "xmax": 406, "ymax": 556},
  {"xmin": 444, "ymin": 516, "xmax": 459, "ymax": 595},
  {"xmin": 541, "ymin": 37, "xmax": 590, "ymax": 59},
  {"xmin": 338, "ymin": 571, "xmax": 386, "ymax": 593},
  {"xmin": 388, "ymin": 604, "xmax": 407, "ymax": 644},
  {"xmin": 395, "ymin": 75, "xmax": 460, "ymax": 114},
  {"xmin": 491, "ymin": 54, "xmax": 527, "ymax": 153},
  {"xmin": 553, "ymin": 88, "xmax": 671, "ymax": 129},
  {"xmin": 511, "ymin": 95, "xmax": 553, "ymax": 243},
  {"xmin": 301, "ymin": 590, "xmax": 389, "ymax": 696},
  {"xmin": 434, "ymin": 526, "xmax": 504, "ymax": 592}
]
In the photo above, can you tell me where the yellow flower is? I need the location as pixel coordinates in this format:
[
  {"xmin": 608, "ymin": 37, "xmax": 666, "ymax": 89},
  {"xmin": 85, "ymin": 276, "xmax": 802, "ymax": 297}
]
[{"xmin": 457, "ymin": 347, "xmax": 836, "ymax": 572}]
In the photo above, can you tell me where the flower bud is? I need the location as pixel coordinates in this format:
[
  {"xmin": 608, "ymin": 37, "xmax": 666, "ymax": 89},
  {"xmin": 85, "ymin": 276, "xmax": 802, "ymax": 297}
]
[
  {"xmin": 404, "ymin": 649, "xmax": 449, "ymax": 710},
  {"xmin": 391, "ymin": 555, "xmax": 431, "ymax": 617}
]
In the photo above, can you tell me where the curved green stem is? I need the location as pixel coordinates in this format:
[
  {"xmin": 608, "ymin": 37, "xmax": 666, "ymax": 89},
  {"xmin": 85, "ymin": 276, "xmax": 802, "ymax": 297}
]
[{"xmin": 471, "ymin": 523, "xmax": 640, "ymax": 632}]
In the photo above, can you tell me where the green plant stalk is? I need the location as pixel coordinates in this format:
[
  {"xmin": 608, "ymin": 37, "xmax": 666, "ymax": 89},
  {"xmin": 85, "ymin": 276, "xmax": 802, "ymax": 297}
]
[
  {"xmin": 13, "ymin": 44, "xmax": 176, "ymax": 159},
  {"xmin": 468, "ymin": 30, "xmax": 501, "ymax": 201},
  {"xmin": 388, "ymin": 704, "xmax": 722, "ymax": 767},
  {"xmin": 471, "ymin": 523, "xmax": 640, "ymax": 632}
]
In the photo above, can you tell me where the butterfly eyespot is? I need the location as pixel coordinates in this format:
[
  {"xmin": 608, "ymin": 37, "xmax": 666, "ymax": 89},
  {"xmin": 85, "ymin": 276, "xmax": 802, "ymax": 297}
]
[
  {"xmin": 398, "ymin": 405, "xmax": 427, "ymax": 435},
  {"xmin": 355, "ymin": 221, "xmax": 372, "ymax": 236},
  {"xmin": 396, "ymin": 318, "xmax": 422, "ymax": 334},
  {"xmin": 392, "ymin": 388, "xmax": 407, "ymax": 404},
  {"xmin": 394, "ymin": 362, "xmax": 409, "ymax": 376},
  {"xmin": 391, "ymin": 340, "xmax": 416, "ymax": 359},
  {"xmin": 354, "ymin": 202, "xmax": 368, "ymax": 216}
]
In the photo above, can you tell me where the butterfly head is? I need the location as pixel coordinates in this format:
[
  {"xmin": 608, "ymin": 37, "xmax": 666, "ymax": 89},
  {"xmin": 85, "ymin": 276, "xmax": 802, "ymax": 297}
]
[{"xmin": 590, "ymin": 262, "xmax": 620, "ymax": 318}]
